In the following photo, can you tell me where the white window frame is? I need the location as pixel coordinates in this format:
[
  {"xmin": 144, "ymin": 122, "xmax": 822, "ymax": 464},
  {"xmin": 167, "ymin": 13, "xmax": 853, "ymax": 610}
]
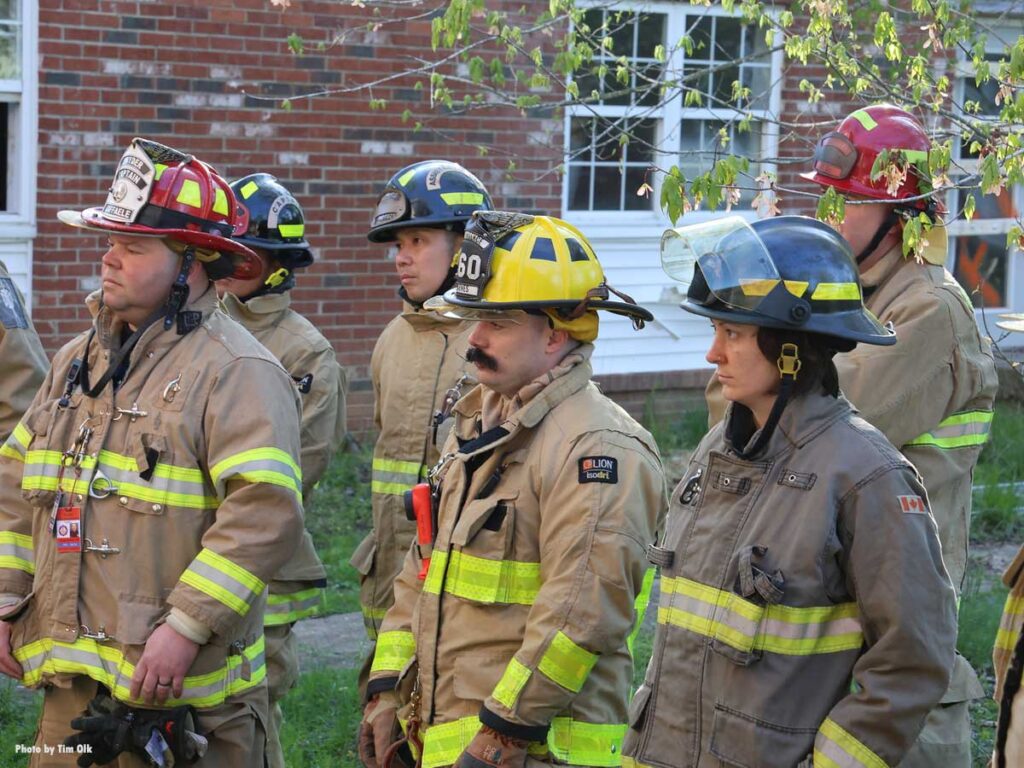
[
  {"xmin": 562, "ymin": 0, "xmax": 783, "ymax": 243},
  {"xmin": 945, "ymin": 21, "xmax": 1023, "ymax": 317},
  {"xmin": 0, "ymin": 0, "xmax": 38, "ymax": 304}
]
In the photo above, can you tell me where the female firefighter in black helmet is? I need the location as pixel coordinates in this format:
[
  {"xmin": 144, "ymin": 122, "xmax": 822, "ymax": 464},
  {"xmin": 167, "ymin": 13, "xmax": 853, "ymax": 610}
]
[{"xmin": 620, "ymin": 216, "xmax": 957, "ymax": 768}]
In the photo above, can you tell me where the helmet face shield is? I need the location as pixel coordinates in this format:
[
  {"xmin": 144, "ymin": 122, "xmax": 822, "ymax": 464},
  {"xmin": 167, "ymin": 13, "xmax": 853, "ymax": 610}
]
[
  {"xmin": 371, "ymin": 189, "xmax": 410, "ymax": 231},
  {"xmin": 811, "ymin": 132, "xmax": 859, "ymax": 181},
  {"xmin": 661, "ymin": 216, "xmax": 779, "ymax": 314}
]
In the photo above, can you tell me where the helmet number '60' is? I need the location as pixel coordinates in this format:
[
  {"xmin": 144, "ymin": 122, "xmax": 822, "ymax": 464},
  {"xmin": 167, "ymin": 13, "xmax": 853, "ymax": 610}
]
[{"xmin": 457, "ymin": 252, "xmax": 483, "ymax": 281}]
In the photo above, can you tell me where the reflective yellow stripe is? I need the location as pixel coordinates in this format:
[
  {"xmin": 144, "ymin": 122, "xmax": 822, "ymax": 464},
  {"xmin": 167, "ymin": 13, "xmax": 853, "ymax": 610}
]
[
  {"xmin": 905, "ymin": 410, "xmax": 993, "ymax": 449},
  {"xmin": 420, "ymin": 717, "xmax": 482, "ymax": 768},
  {"xmin": 240, "ymin": 180, "xmax": 259, "ymax": 199},
  {"xmin": 180, "ymin": 548, "xmax": 265, "ymax": 617},
  {"xmin": 1, "ymin": 422, "xmax": 31, "ymax": 460},
  {"xmin": 628, "ymin": 567, "xmax": 656, "ymax": 655},
  {"xmin": 659, "ymin": 576, "xmax": 862, "ymax": 655},
  {"xmin": 811, "ymin": 282, "xmax": 860, "ymax": 301},
  {"xmin": 440, "ymin": 192, "xmax": 485, "ymax": 206},
  {"xmin": 278, "ymin": 223, "xmax": 304, "ymax": 238},
  {"xmin": 538, "ymin": 631, "xmax": 598, "ymax": 693},
  {"xmin": 996, "ymin": 594, "xmax": 1024, "ymax": 651},
  {"xmin": 492, "ymin": 657, "xmax": 531, "ymax": 709},
  {"xmin": 422, "ymin": 550, "xmax": 541, "ymax": 605},
  {"xmin": 15, "ymin": 634, "xmax": 265, "ymax": 709},
  {"xmin": 548, "ymin": 718, "xmax": 626, "ymax": 767},
  {"xmin": 0, "ymin": 531, "xmax": 34, "ymax": 575},
  {"xmin": 739, "ymin": 278, "xmax": 778, "ymax": 297},
  {"xmin": 814, "ymin": 717, "xmax": 887, "ymax": 768},
  {"xmin": 264, "ymin": 587, "xmax": 322, "ymax": 625},
  {"xmin": 783, "ymin": 280, "xmax": 809, "ymax": 297},
  {"xmin": 398, "ymin": 169, "xmax": 416, "ymax": 187},
  {"xmin": 371, "ymin": 457, "xmax": 426, "ymax": 497},
  {"xmin": 178, "ymin": 178, "xmax": 202, "ymax": 209},
  {"xmin": 213, "ymin": 187, "xmax": 229, "ymax": 216},
  {"xmin": 22, "ymin": 450, "xmax": 218, "ymax": 510},
  {"xmin": 417, "ymin": 715, "xmax": 622, "ymax": 768},
  {"xmin": 849, "ymin": 109, "xmax": 878, "ymax": 131},
  {"xmin": 211, "ymin": 447, "xmax": 301, "ymax": 499},
  {"xmin": 371, "ymin": 630, "xmax": 415, "ymax": 674},
  {"xmin": 154, "ymin": 163, "xmax": 167, "ymax": 181}
]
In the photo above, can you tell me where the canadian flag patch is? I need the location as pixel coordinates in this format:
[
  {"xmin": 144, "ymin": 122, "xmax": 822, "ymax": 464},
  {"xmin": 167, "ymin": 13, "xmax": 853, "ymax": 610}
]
[{"xmin": 898, "ymin": 495, "xmax": 928, "ymax": 514}]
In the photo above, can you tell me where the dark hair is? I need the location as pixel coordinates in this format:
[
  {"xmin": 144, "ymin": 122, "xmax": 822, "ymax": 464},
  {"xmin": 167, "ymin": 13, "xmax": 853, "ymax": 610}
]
[{"xmin": 756, "ymin": 328, "xmax": 841, "ymax": 397}]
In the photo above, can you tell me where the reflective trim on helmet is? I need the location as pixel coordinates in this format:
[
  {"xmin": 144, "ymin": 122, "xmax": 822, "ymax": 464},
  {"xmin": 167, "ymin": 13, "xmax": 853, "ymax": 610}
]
[
  {"xmin": 213, "ymin": 187, "xmax": 229, "ymax": 216},
  {"xmin": 811, "ymin": 282, "xmax": 861, "ymax": 301},
  {"xmin": 440, "ymin": 192, "xmax": 485, "ymax": 206},
  {"xmin": 278, "ymin": 223, "xmax": 304, "ymax": 238},
  {"xmin": 153, "ymin": 163, "xmax": 167, "ymax": 181},
  {"xmin": 178, "ymin": 179, "xmax": 202, "ymax": 209},
  {"xmin": 398, "ymin": 168, "xmax": 417, "ymax": 186},
  {"xmin": 240, "ymin": 180, "xmax": 259, "ymax": 199},
  {"xmin": 848, "ymin": 108, "xmax": 878, "ymax": 131}
]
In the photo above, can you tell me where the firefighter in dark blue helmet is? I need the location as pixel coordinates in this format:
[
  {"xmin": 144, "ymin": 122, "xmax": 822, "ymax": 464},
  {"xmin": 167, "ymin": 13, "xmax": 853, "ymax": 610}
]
[
  {"xmin": 352, "ymin": 160, "xmax": 493, "ymax": 698},
  {"xmin": 622, "ymin": 215, "xmax": 957, "ymax": 768},
  {"xmin": 215, "ymin": 172, "xmax": 347, "ymax": 768}
]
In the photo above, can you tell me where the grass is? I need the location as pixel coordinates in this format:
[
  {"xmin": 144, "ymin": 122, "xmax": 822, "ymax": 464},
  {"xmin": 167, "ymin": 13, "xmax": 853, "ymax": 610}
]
[
  {"xmin": 1, "ymin": 403, "xmax": 1021, "ymax": 767},
  {"xmin": 305, "ymin": 449, "xmax": 373, "ymax": 616},
  {"xmin": 972, "ymin": 402, "xmax": 1024, "ymax": 542}
]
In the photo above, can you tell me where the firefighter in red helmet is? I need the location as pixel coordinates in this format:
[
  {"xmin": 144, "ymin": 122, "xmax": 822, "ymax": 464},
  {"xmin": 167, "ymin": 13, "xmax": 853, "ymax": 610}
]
[{"xmin": 0, "ymin": 138, "xmax": 305, "ymax": 766}]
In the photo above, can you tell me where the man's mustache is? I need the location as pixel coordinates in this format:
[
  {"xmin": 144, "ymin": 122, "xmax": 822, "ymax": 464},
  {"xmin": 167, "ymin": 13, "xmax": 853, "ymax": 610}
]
[{"xmin": 466, "ymin": 346, "xmax": 498, "ymax": 371}]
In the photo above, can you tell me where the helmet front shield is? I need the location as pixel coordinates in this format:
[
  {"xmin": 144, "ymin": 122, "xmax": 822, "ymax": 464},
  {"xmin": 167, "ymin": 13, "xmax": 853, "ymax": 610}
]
[{"xmin": 661, "ymin": 216, "xmax": 780, "ymax": 315}]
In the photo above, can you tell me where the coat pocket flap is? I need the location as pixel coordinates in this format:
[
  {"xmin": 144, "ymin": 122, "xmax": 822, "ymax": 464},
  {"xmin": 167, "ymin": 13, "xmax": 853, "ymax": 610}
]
[{"xmin": 349, "ymin": 533, "xmax": 377, "ymax": 576}]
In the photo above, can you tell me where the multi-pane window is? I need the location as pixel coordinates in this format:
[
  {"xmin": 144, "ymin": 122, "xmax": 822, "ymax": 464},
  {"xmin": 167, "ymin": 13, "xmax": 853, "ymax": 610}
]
[
  {"xmin": 565, "ymin": 3, "xmax": 779, "ymax": 214},
  {"xmin": 948, "ymin": 45, "xmax": 1022, "ymax": 310},
  {"xmin": 0, "ymin": 0, "xmax": 38, "ymax": 307}
]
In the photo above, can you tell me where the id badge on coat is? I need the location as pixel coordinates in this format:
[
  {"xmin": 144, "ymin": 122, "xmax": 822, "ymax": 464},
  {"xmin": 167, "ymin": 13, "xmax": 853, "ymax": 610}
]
[{"xmin": 55, "ymin": 506, "xmax": 82, "ymax": 553}]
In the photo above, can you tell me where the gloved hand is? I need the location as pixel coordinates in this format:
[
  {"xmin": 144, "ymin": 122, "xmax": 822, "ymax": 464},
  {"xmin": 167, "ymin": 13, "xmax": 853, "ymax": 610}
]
[
  {"xmin": 358, "ymin": 692, "xmax": 401, "ymax": 768},
  {"xmin": 453, "ymin": 725, "xmax": 531, "ymax": 768},
  {"xmin": 63, "ymin": 692, "xmax": 204, "ymax": 767}
]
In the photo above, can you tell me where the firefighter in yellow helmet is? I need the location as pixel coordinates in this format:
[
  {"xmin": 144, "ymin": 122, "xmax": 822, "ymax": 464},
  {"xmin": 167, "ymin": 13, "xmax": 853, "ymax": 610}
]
[
  {"xmin": 706, "ymin": 105, "xmax": 998, "ymax": 765},
  {"xmin": 0, "ymin": 138, "xmax": 304, "ymax": 766},
  {"xmin": 216, "ymin": 172, "xmax": 347, "ymax": 768},
  {"xmin": 352, "ymin": 161, "xmax": 493, "ymax": 694},
  {"xmin": 358, "ymin": 211, "xmax": 667, "ymax": 768}
]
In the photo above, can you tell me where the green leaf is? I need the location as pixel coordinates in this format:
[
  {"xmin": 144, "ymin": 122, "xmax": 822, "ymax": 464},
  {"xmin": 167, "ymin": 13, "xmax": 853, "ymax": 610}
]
[
  {"xmin": 286, "ymin": 33, "xmax": 304, "ymax": 55},
  {"xmin": 964, "ymin": 193, "xmax": 976, "ymax": 221}
]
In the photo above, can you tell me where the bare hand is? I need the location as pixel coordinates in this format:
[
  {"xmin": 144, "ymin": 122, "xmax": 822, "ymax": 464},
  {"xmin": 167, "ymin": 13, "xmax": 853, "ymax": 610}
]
[
  {"xmin": 0, "ymin": 621, "xmax": 22, "ymax": 680},
  {"xmin": 129, "ymin": 622, "xmax": 200, "ymax": 705}
]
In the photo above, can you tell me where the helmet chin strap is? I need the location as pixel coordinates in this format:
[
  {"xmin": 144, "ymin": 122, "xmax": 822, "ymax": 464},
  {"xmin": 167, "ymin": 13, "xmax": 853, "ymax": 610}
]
[
  {"xmin": 855, "ymin": 210, "xmax": 900, "ymax": 265},
  {"xmin": 164, "ymin": 246, "xmax": 195, "ymax": 330},
  {"xmin": 728, "ymin": 343, "xmax": 801, "ymax": 460}
]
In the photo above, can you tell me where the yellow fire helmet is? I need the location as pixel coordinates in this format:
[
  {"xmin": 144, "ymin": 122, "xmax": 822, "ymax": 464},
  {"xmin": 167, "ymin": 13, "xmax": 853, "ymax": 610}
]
[{"xmin": 424, "ymin": 211, "xmax": 652, "ymax": 342}]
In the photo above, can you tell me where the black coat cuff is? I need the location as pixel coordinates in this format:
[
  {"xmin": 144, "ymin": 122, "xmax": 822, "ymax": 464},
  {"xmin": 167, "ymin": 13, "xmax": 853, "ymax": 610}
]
[{"xmin": 478, "ymin": 706, "xmax": 549, "ymax": 743}]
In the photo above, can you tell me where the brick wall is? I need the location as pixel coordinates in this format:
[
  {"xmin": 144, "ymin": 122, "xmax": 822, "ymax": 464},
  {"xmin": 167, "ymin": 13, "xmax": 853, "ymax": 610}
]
[
  {"xmin": 36, "ymin": 1, "xmax": 916, "ymax": 434},
  {"xmin": 36, "ymin": 0, "xmax": 563, "ymax": 432}
]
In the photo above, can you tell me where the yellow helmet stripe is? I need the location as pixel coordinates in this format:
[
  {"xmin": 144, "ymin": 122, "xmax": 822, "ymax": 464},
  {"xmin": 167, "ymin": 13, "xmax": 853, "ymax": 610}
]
[
  {"xmin": 213, "ymin": 188, "xmax": 229, "ymax": 216},
  {"xmin": 278, "ymin": 223, "xmax": 304, "ymax": 238},
  {"xmin": 811, "ymin": 282, "xmax": 860, "ymax": 301},
  {"xmin": 849, "ymin": 109, "xmax": 878, "ymax": 131},
  {"xmin": 398, "ymin": 168, "xmax": 416, "ymax": 187},
  {"xmin": 441, "ymin": 192, "xmax": 485, "ymax": 206},
  {"xmin": 240, "ymin": 180, "xmax": 259, "ymax": 199},
  {"xmin": 739, "ymin": 278, "xmax": 778, "ymax": 297},
  {"xmin": 154, "ymin": 163, "xmax": 167, "ymax": 181},
  {"xmin": 177, "ymin": 179, "xmax": 202, "ymax": 209}
]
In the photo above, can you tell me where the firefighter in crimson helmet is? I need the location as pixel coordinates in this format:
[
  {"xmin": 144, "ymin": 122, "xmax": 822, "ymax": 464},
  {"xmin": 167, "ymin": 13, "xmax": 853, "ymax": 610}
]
[
  {"xmin": 216, "ymin": 172, "xmax": 347, "ymax": 768},
  {"xmin": 706, "ymin": 105, "xmax": 997, "ymax": 766},
  {"xmin": 0, "ymin": 138, "xmax": 305, "ymax": 766},
  {"xmin": 351, "ymin": 160, "xmax": 493, "ymax": 695}
]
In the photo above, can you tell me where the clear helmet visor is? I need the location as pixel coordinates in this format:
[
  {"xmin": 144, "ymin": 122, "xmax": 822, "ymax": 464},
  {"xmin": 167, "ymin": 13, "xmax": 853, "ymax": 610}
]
[{"xmin": 661, "ymin": 215, "xmax": 780, "ymax": 313}]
